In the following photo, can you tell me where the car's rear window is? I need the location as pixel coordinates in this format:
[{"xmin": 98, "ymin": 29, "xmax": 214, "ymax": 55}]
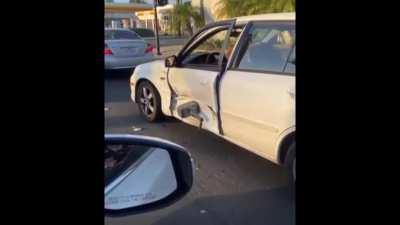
[
  {"xmin": 105, "ymin": 30, "xmax": 140, "ymax": 40},
  {"xmin": 131, "ymin": 28, "xmax": 155, "ymax": 38}
]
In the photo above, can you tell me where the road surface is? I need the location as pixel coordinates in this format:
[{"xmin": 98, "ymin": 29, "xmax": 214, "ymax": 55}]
[{"xmin": 104, "ymin": 72, "xmax": 295, "ymax": 225}]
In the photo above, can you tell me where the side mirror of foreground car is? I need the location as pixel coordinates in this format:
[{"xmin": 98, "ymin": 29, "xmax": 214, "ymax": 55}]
[
  {"xmin": 165, "ymin": 55, "xmax": 177, "ymax": 67},
  {"xmin": 104, "ymin": 134, "xmax": 193, "ymax": 217}
]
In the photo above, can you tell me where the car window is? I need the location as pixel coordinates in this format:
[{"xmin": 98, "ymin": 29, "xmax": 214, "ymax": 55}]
[
  {"xmin": 181, "ymin": 28, "xmax": 229, "ymax": 66},
  {"xmin": 105, "ymin": 30, "xmax": 140, "ymax": 40},
  {"xmin": 284, "ymin": 46, "xmax": 295, "ymax": 74},
  {"xmin": 225, "ymin": 28, "xmax": 243, "ymax": 61},
  {"xmin": 234, "ymin": 22, "xmax": 295, "ymax": 73},
  {"xmin": 131, "ymin": 28, "xmax": 155, "ymax": 38}
]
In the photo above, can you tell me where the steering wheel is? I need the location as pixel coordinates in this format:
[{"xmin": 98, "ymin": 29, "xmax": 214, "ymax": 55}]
[{"xmin": 205, "ymin": 52, "xmax": 221, "ymax": 65}]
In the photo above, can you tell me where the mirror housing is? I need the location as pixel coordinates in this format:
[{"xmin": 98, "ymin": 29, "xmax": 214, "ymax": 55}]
[
  {"xmin": 165, "ymin": 55, "xmax": 177, "ymax": 67},
  {"xmin": 104, "ymin": 134, "xmax": 193, "ymax": 217}
]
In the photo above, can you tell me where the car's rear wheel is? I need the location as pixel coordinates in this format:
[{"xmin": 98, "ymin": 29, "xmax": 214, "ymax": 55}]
[
  {"xmin": 285, "ymin": 142, "xmax": 296, "ymax": 192},
  {"xmin": 137, "ymin": 81, "xmax": 163, "ymax": 122},
  {"xmin": 291, "ymin": 157, "xmax": 296, "ymax": 182},
  {"xmin": 289, "ymin": 156, "xmax": 296, "ymax": 198}
]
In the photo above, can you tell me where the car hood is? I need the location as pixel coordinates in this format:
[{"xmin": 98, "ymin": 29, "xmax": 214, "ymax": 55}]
[
  {"xmin": 133, "ymin": 59, "xmax": 167, "ymax": 80},
  {"xmin": 136, "ymin": 59, "xmax": 164, "ymax": 71}
]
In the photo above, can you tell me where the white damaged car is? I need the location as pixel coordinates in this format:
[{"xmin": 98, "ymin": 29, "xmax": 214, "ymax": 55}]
[{"xmin": 130, "ymin": 13, "xmax": 296, "ymax": 180}]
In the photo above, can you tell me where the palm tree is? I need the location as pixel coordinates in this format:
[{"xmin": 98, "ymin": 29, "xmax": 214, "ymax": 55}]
[
  {"xmin": 175, "ymin": 0, "xmax": 182, "ymax": 36},
  {"xmin": 200, "ymin": 0, "xmax": 205, "ymax": 23},
  {"xmin": 171, "ymin": 3, "xmax": 205, "ymax": 36},
  {"xmin": 216, "ymin": 0, "xmax": 295, "ymax": 19}
]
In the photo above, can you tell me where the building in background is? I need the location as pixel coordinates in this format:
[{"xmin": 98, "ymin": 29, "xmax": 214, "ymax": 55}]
[
  {"xmin": 156, "ymin": 4, "xmax": 174, "ymax": 33},
  {"xmin": 105, "ymin": 1, "xmax": 153, "ymax": 29},
  {"xmin": 135, "ymin": 4, "xmax": 174, "ymax": 34},
  {"xmin": 105, "ymin": 0, "xmax": 173, "ymax": 34},
  {"xmin": 105, "ymin": 0, "xmax": 199, "ymax": 34},
  {"xmin": 135, "ymin": 10, "xmax": 154, "ymax": 30}
]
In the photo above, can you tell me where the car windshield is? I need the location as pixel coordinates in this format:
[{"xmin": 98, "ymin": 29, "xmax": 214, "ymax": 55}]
[{"xmin": 105, "ymin": 30, "xmax": 140, "ymax": 40}]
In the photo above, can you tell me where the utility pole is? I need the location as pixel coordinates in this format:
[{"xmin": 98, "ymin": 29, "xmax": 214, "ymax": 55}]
[{"xmin": 154, "ymin": 0, "xmax": 161, "ymax": 55}]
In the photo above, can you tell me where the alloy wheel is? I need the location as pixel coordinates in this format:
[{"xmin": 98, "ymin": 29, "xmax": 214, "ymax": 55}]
[{"xmin": 139, "ymin": 87, "xmax": 155, "ymax": 118}]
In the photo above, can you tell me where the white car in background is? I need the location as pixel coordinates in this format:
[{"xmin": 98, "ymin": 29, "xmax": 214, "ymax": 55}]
[
  {"xmin": 105, "ymin": 28, "xmax": 155, "ymax": 70},
  {"xmin": 129, "ymin": 13, "xmax": 296, "ymax": 180}
]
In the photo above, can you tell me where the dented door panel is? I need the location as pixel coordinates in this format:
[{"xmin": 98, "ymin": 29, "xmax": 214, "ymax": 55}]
[
  {"xmin": 166, "ymin": 21, "xmax": 236, "ymax": 135},
  {"xmin": 168, "ymin": 67, "xmax": 220, "ymax": 135}
]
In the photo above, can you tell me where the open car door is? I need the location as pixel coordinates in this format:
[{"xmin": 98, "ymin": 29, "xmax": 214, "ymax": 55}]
[{"xmin": 166, "ymin": 20, "xmax": 238, "ymax": 135}]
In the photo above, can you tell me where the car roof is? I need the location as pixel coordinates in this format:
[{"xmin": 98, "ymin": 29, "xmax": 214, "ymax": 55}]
[{"xmin": 235, "ymin": 12, "xmax": 295, "ymax": 22}]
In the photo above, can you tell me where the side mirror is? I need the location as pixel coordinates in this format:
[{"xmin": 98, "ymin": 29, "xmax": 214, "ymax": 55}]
[
  {"xmin": 165, "ymin": 55, "xmax": 177, "ymax": 67},
  {"xmin": 104, "ymin": 134, "xmax": 193, "ymax": 217}
]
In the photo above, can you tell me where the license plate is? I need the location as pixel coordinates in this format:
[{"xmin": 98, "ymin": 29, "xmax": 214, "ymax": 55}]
[{"xmin": 121, "ymin": 47, "xmax": 137, "ymax": 54}]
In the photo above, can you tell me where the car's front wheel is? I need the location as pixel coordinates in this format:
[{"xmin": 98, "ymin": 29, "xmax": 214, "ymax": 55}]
[{"xmin": 136, "ymin": 81, "xmax": 164, "ymax": 122}]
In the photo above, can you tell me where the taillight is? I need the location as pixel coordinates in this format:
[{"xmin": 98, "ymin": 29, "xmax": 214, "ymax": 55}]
[
  {"xmin": 145, "ymin": 43, "xmax": 154, "ymax": 54},
  {"xmin": 104, "ymin": 43, "xmax": 113, "ymax": 55}
]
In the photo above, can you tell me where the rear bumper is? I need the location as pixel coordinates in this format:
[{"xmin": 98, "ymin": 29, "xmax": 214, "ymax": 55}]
[
  {"xmin": 130, "ymin": 76, "xmax": 137, "ymax": 103},
  {"xmin": 105, "ymin": 54, "xmax": 154, "ymax": 70}
]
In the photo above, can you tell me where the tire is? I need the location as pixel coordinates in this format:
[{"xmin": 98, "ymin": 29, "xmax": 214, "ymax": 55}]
[
  {"xmin": 285, "ymin": 142, "xmax": 296, "ymax": 187},
  {"xmin": 136, "ymin": 81, "xmax": 164, "ymax": 122}
]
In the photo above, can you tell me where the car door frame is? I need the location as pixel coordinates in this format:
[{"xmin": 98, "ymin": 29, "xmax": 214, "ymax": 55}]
[
  {"xmin": 175, "ymin": 27, "xmax": 229, "ymax": 71},
  {"xmin": 227, "ymin": 20, "xmax": 295, "ymax": 74},
  {"xmin": 167, "ymin": 19, "xmax": 237, "ymax": 134},
  {"xmin": 175, "ymin": 19, "xmax": 236, "ymax": 68},
  {"xmin": 218, "ymin": 20, "xmax": 296, "ymax": 161}
]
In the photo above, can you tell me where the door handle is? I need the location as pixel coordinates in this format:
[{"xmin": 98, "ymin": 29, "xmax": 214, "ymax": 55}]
[
  {"xmin": 287, "ymin": 89, "xmax": 295, "ymax": 98},
  {"xmin": 200, "ymin": 80, "xmax": 209, "ymax": 85}
]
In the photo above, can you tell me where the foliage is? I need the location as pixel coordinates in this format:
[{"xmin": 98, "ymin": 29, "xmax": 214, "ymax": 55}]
[
  {"xmin": 216, "ymin": 0, "xmax": 295, "ymax": 19},
  {"xmin": 170, "ymin": 3, "xmax": 205, "ymax": 36}
]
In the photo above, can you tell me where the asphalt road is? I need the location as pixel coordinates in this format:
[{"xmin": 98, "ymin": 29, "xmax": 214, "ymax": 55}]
[{"xmin": 104, "ymin": 71, "xmax": 295, "ymax": 225}]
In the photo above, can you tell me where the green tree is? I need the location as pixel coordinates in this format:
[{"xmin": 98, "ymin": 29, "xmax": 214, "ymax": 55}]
[
  {"xmin": 171, "ymin": 3, "xmax": 205, "ymax": 36},
  {"xmin": 176, "ymin": 0, "xmax": 182, "ymax": 36},
  {"xmin": 216, "ymin": 0, "xmax": 295, "ymax": 19}
]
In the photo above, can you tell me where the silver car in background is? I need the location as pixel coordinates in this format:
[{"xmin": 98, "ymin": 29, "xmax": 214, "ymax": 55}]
[{"xmin": 105, "ymin": 29, "xmax": 155, "ymax": 70}]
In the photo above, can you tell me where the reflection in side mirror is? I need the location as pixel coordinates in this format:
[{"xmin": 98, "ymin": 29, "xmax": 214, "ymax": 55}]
[
  {"xmin": 104, "ymin": 134, "xmax": 193, "ymax": 217},
  {"xmin": 165, "ymin": 55, "xmax": 177, "ymax": 67},
  {"xmin": 105, "ymin": 148, "xmax": 177, "ymax": 210}
]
